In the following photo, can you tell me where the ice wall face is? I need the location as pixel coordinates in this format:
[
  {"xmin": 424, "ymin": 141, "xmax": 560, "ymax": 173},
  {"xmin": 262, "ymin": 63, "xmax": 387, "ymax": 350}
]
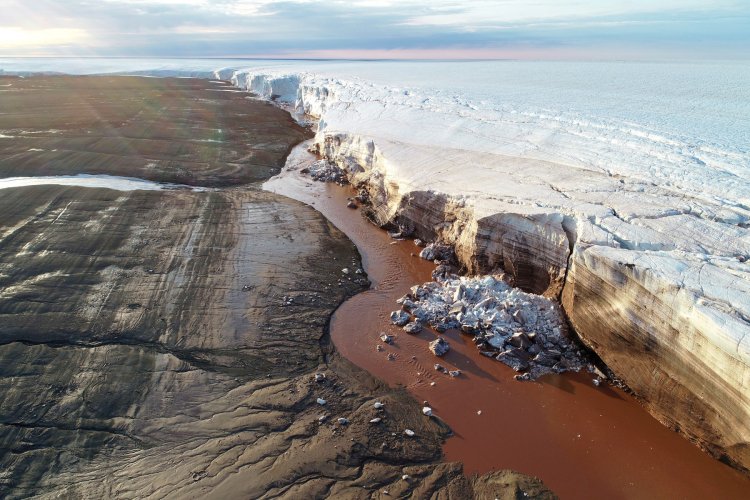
[{"xmin": 230, "ymin": 67, "xmax": 750, "ymax": 471}]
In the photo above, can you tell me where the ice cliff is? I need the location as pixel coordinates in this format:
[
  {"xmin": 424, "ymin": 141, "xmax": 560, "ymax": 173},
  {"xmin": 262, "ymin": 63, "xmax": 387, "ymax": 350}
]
[{"xmin": 225, "ymin": 68, "xmax": 750, "ymax": 472}]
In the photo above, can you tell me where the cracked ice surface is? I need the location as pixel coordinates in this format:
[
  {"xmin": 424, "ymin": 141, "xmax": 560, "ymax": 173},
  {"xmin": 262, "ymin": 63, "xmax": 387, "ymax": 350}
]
[{"xmin": 223, "ymin": 61, "xmax": 750, "ymax": 337}]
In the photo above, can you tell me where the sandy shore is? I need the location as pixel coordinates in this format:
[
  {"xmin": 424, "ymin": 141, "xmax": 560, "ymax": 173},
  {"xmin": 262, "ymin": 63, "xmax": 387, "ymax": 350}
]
[{"xmin": 0, "ymin": 76, "xmax": 554, "ymax": 498}]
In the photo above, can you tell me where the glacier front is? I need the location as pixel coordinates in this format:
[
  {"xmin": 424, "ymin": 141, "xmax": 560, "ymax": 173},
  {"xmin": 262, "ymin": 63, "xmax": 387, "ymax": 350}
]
[{"xmin": 225, "ymin": 61, "xmax": 750, "ymax": 472}]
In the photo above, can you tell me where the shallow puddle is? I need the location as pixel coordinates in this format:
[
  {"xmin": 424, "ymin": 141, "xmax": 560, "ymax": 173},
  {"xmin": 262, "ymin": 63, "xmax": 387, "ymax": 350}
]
[{"xmin": 0, "ymin": 174, "xmax": 206, "ymax": 192}]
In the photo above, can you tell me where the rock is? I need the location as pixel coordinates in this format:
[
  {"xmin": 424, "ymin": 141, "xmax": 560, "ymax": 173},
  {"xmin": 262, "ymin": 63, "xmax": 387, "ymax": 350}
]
[
  {"xmin": 402, "ymin": 474, "xmax": 410, "ymax": 481},
  {"xmin": 337, "ymin": 417, "xmax": 349, "ymax": 425},
  {"xmin": 434, "ymin": 363, "xmax": 445, "ymax": 372},
  {"xmin": 370, "ymin": 417, "xmax": 382, "ymax": 424},
  {"xmin": 314, "ymin": 372, "xmax": 326, "ymax": 383},
  {"xmin": 477, "ymin": 410, "xmax": 482, "ymax": 415},
  {"xmin": 316, "ymin": 398, "xmax": 327, "ymax": 405},
  {"xmin": 306, "ymin": 159, "xmax": 348, "ymax": 183},
  {"xmin": 422, "ymin": 406, "xmax": 433, "ymax": 416},
  {"xmin": 403, "ymin": 321, "xmax": 423, "ymax": 334},
  {"xmin": 419, "ymin": 242, "xmax": 454, "ymax": 262},
  {"xmin": 429, "ymin": 337, "xmax": 450, "ymax": 357},
  {"xmin": 373, "ymin": 402, "xmax": 384, "ymax": 410},
  {"xmin": 342, "ymin": 267, "xmax": 350, "ymax": 274},
  {"xmin": 380, "ymin": 333, "xmax": 394, "ymax": 344},
  {"xmin": 404, "ymin": 429, "xmax": 415, "ymax": 437},
  {"xmin": 390, "ymin": 310, "xmax": 410, "ymax": 326}
]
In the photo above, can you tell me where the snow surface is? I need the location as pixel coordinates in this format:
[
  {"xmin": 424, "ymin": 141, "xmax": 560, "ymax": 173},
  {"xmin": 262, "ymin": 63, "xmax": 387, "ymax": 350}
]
[{"xmin": 0, "ymin": 175, "xmax": 205, "ymax": 192}]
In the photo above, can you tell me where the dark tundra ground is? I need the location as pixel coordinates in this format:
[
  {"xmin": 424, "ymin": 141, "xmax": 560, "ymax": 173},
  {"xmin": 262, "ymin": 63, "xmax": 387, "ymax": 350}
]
[{"xmin": 0, "ymin": 76, "xmax": 553, "ymax": 498}]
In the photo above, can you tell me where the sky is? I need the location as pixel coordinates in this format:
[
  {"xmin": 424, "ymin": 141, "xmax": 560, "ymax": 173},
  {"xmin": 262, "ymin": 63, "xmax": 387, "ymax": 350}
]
[{"xmin": 0, "ymin": 0, "xmax": 748, "ymax": 60}]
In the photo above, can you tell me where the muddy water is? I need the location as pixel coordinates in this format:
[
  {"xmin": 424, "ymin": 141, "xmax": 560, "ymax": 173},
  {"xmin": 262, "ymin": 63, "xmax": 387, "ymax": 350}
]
[{"xmin": 264, "ymin": 144, "xmax": 750, "ymax": 499}]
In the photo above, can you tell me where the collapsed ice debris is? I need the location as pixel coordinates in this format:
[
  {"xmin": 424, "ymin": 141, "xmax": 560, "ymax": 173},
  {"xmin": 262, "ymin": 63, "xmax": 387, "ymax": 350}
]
[
  {"xmin": 300, "ymin": 159, "xmax": 348, "ymax": 184},
  {"xmin": 398, "ymin": 274, "xmax": 592, "ymax": 380},
  {"xmin": 428, "ymin": 337, "xmax": 450, "ymax": 357}
]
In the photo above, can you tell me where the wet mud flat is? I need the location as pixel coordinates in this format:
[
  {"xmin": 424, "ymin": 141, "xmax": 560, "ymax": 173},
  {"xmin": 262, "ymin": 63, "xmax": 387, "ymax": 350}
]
[
  {"xmin": 0, "ymin": 75, "xmax": 306, "ymax": 186},
  {"xmin": 0, "ymin": 76, "xmax": 553, "ymax": 498},
  {"xmin": 266, "ymin": 144, "xmax": 750, "ymax": 499}
]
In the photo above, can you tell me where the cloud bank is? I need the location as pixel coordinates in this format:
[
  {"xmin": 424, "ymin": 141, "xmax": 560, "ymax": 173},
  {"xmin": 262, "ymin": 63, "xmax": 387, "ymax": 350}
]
[{"xmin": 0, "ymin": 0, "xmax": 747, "ymax": 59}]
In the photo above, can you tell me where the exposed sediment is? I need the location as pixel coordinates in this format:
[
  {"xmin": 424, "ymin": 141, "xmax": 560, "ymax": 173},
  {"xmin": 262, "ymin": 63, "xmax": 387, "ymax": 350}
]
[
  {"xmin": 0, "ymin": 76, "xmax": 554, "ymax": 498},
  {"xmin": 231, "ymin": 69, "xmax": 750, "ymax": 473}
]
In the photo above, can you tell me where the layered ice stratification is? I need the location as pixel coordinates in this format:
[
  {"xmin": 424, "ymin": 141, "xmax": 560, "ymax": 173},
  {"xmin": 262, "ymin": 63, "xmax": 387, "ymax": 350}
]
[{"xmin": 225, "ymin": 61, "xmax": 750, "ymax": 472}]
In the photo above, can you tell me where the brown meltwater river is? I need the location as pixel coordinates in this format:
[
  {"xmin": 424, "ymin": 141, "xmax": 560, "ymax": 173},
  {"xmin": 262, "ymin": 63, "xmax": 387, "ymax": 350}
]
[{"xmin": 265, "ymin": 144, "xmax": 750, "ymax": 499}]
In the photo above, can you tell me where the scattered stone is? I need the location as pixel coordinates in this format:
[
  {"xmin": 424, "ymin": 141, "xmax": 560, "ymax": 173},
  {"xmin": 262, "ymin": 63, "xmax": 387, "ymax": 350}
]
[
  {"xmin": 402, "ymin": 474, "xmax": 410, "ymax": 481},
  {"xmin": 477, "ymin": 410, "xmax": 482, "ymax": 416},
  {"xmin": 429, "ymin": 337, "xmax": 450, "ymax": 357},
  {"xmin": 403, "ymin": 321, "xmax": 423, "ymax": 334},
  {"xmin": 342, "ymin": 267, "xmax": 350, "ymax": 274},
  {"xmin": 387, "ymin": 353, "xmax": 396, "ymax": 361},
  {"xmin": 318, "ymin": 415, "xmax": 327, "ymax": 423},
  {"xmin": 448, "ymin": 370, "xmax": 461, "ymax": 377},
  {"xmin": 316, "ymin": 398, "xmax": 327, "ymax": 405},
  {"xmin": 337, "ymin": 417, "xmax": 350, "ymax": 425},
  {"xmin": 414, "ymin": 239, "xmax": 425, "ymax": 247},
  {"xmin": 314, "ymin": 372, "xmax": 326, "ymax": 383},
  {"xmin": 593, "ymin": 378, "xmax": 602, "ymax": 387},
  {"xmin": 434, "ymin": 363, "xmax": 445, "ymax": 372},
  {"xmin": 390, "ymin": 310, "xmax": 410, "ymax": 326},
  {"xmin": 380, "ymin": 333, "xmax": 394, "ymax": 344},
  {"xmin": 422, "ymin": 406, "xmax": 433, "ymax": 416},
  {"xmin": 346, "ymin": 200, "xmax": 358, "ymax": 209},
  {"xmin": 430, "ymin": 381, "xmax": 436, "ymax": 386},
  {"xmin": 373, "ymin": 402, "xmax": 385, "ymax": 410},
  {"xmin": 403, "ymin": 429, "xmax": 415, "ymax": 437},
  {"xmin": 370, "ymin": 417, "xmax": 382, "ymax": 424},
  {"xmin": 376, "ymin": 344, "xmax": 384, "ymax": 352}
]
